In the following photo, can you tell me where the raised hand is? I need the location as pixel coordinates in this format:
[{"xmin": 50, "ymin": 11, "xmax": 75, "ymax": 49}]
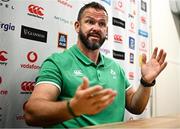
[
  {"xmin": 141, "ymin": 47, "xmax": 167, "ymax": 83},
  {"xmin": 70, "ymin": 77, "xmax": 117, "ymax": 116}
]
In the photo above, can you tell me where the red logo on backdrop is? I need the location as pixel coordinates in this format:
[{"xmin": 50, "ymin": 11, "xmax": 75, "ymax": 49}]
[
  {"xmin": 139, "ymin": 41, "xmax": 147, "ymax": 52},
  {"xmin": 117, "ymin": 1, "xmax": 123, "ymax": 8},
  {"xmin": 141, "ymin": 16, "xmax": 146, "ymax": 24},
  {"xmin": 27, "ymin": 51, "xmax": 38, "ymax": 63},
  {"xmin": 114, "ymin": 34, "xmax": 123, "ymax": 43},
  {"xmin": 129, "ymin": 22, "xmax": 135, "ymax": 33},
  {"xmin": 0, "ymin": 51, "xmax": 8, "ymax": 62},
  {"xmin": 21, "ymin": 81, "xmax": 35, "ymax": 94},
  {"xmin": 57, "ymin": 0, "xmax": 73, "ymax": 8},
  {"xmin": 141, "ymin": 41, "xmax": 145, "ymax": 48},
  {"xmin": 115, "ymin": 0, "xmax": 125, "ymax": 13},
  {"xmin": 20, "ymin": 51, "xmax": 40, "ymax": 70},
  {"xmin": 28, "ymin": 4, "xmax": 44, "ymax": 16},
  {"xmin": 0, "ymin": 76, "xmax": 2, "ymax": 84},
  {"xmin": 130, "ymin": 22, "xmax": 134, "ymax": 30}
]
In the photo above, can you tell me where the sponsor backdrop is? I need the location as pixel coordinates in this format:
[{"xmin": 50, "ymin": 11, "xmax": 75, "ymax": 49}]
[{"xmin": 0, "ymin": 0, "xmax": 151, "ymax": 128}]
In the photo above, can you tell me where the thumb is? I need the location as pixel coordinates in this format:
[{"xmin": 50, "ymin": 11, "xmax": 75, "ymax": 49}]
[
  {"xmin": 141, "ymin": 53, "xmax": 147, "ymax": 65},
  {"xmin": 78, "ymin": 77, "xmax": 89, "ymax": 90}
]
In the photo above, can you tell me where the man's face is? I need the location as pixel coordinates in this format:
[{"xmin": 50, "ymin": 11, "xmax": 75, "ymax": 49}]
[{"xmin": 77, "ymin": 8, "xmax": 108, "ymax": 50}]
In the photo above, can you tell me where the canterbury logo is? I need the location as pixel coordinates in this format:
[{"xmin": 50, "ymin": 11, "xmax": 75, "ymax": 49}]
[
  {"xmin": 0, "ymin": 51, "xmax": 8, "ymax": 62},
  {"xmin": 21, "ymin": 81, "xmax": 35, "ymax": 91},
  {"xmin": 28, "ymin": 4, "xmax": 44, "ymax": 16}
]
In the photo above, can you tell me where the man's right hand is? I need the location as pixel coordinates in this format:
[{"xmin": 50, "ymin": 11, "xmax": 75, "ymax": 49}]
[{"xmin": 70, "ymin": 77, "xmax": 117, "ymax": 116}]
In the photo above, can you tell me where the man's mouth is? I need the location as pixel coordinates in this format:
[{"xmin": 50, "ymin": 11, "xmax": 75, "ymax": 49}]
[{"xmin": 89, "ymin": 34, "xmax": 100, "ymax": 39}]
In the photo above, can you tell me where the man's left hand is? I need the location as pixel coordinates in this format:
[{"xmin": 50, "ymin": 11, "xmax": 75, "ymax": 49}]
[{"xmin": 141, "ymin": 47, "xmax": 167, "ymax": 83}]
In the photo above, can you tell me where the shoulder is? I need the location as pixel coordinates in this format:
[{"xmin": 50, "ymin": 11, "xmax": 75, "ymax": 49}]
[{"xmin": 46, "ymin": 49, "xmax": 72, "ymax": 63}]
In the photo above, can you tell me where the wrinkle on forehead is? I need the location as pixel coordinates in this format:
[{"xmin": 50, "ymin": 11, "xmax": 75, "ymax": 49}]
[{"xmin": 81, "ymin": 8, "xmax": 108, "ymax": 20}]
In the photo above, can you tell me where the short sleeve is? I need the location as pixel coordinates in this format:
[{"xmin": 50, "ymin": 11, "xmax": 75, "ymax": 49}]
[{"xmin": 35, "ymin": 57, "xmax": 62, "ymax": 89}]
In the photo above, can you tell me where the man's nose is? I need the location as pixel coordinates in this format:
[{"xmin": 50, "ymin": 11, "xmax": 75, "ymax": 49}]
[{"xmin": 91, "ymin": 23, "xmax": 101, "ymax": 32}]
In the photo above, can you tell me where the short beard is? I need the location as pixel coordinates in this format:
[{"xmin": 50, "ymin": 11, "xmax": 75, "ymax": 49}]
[{"xmin": 79, "ymin": 29, "xmax": 105, "ymax": 51}]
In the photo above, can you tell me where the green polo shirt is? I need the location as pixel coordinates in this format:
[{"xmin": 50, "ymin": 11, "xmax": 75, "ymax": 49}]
[{"xmin": 36, "ymin": 44, "xmax": 130, "ymax": 128}]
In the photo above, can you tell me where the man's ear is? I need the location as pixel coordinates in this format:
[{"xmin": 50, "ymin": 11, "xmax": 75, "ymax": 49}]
[{"xmin": 74, "ymin": 21, "xmax": 80, "ymax": 33}]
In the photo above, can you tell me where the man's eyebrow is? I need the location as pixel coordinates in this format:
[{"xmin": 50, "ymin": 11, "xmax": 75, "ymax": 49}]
[{"xmin": 84, "ymin": 16, "xmax": 106, "ymax": 21}]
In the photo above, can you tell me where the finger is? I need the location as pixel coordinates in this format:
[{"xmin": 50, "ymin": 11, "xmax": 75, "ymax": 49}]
[
  {"xmin": 78, "ymin": 77, "xmax": 89, "ymax": 90},
  {"xmin": 141, "ymin": 53, "xmax": 147, "ymax": 65},
  {"xmin": 151, "ymin": 47, "xmax": 158, "ymax": 59},
  {"xmin": 95, "ymin": 94, "xmax": 116, "ymax": 110},
  {"xmin": 159, "ymin": 52, "xmax": 167, "ymax": 65},
  {"xmin": 156, "ymin": 49, "xmax": 164, "ymax": 62},
  {"xmin": 160, "ymin": 61, "xmax": 168, "ymax": 72},
  {"xmin": 91, "ymin": 89, "xmax": 117, "ymax": 100},
  {"xmin": 93, "ymin": 90, "xmax": 117, "ymax": 105},
  {"xmin": 84, "ymin": 85, "xmax": 103, "ymax": 97}
]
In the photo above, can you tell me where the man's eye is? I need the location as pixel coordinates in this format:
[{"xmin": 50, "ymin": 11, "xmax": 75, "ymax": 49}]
[
  {"xmin": 99, "ymin": 22, "xmax": 106, "ymax": 27},
  {"xmin": 87, "ymin": 20, "xmax": 94, "ymax": 24},
  {"xmin": 89, "ymin": 20, "xmax": 94, "ymax": 24}
]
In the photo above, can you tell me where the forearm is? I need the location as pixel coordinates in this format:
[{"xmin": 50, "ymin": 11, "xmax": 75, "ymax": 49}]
[
  {"xmin": 127, "ymin": 84, "xmax": 151, "ymax": 114},
  {"xmin": 24, "ymin": 99, "xmax": 73, "ymax": 127}
]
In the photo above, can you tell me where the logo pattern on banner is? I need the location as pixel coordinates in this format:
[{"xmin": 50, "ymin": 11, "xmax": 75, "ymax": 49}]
[
  {"xmin": 0, "ymin": 0, "xmax": 150, "ymax": 127},
  {"xmin": 0, "ymin": 22, "xmax": 15, "ymax": 31},
  {"xmin": 114, "ymin": 0, "xmax": 125, "ymax": 13},
  {"xmin": 0, "ymin": 76, "xmax": 2, "ymax": 84},
  {"xmin": 101, "ymin": 0, "xmax": 111, "ymax": 5},
  {"xmin": 112, "ymin": 17, "xmax": 126, "ymax": 29},
  {"xmin": 0, "ymin": 51, "xmax": 8, "ymax": 66},
  {"xmin": 20, "ymin": 51, "xmax": 40, "ymax": 70},
  {"xmin": 27, "ymin": 4, "xmax": 44, "ymax": 19},
  {"xmin": 20, "ymin": 81, "xmax": 35, "ymax": 94},
  {"xmin": 27, "ymin": 51, "xmax": 38, "ymax": 63},
  {"xmin": 20, "ymin": 25, "xmax": 47, "ymax": 43},
  {"xmin": 58, "ymin": 32, "xmax": 67, "ymax": 48},
  {"xmin": 113, "ymin": 50, "xmax": 125, "ymax": 60},
  {"xmin": 57, "ymin": 0, "xmax": 73, "ymax": 8},
  {"xmin": 114, "ymin": 34, "xmax": 123, "ymax": 44}
]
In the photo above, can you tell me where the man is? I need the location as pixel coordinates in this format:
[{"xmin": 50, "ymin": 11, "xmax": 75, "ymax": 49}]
[{"xmin": 24, "ymin": 2, "xmax": 167, "ymax": 128}]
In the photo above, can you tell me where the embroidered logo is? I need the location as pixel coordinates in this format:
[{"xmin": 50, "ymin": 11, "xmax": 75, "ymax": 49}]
[
  {"xmin": 110, "ymin": 69, "xmax": 117, "ymax": 79},
  {"xmin": 73, "ymin": 70, "xmax": 83, "ymax": 76}
]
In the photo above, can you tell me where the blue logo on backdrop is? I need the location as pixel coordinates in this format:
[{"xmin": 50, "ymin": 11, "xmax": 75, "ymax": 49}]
[
  {"xmin": 58, "ymin": 33, "xmax": 67, "ymax": 48},
  {"xmin": 130, "ymin": 53, "xmax": 134, "ymax": 64},
  {"xmin": 138, "ymin": 29, "xmax": 148, "ymax": 38},
  {"xmin": 129, "ymin": 36, "xmax": 135, "ymax": 50},
  {"xmin": 0, "ymin": 22, "xmax": 15, "ymax": 31},
  {"xmin": 101, "ymin": 0, "xmax": 111, "ymax": 5}
]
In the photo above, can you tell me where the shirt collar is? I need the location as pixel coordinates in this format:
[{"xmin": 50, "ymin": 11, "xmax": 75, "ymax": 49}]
[{"xmin": 70, "ymin": 45, "xmax": 104, "ymax": 67}]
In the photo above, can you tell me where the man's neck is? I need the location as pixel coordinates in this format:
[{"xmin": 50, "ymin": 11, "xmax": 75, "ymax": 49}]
[{"xmin": 77, "ymin": 42, "xmax": 100, "ymax": 64}]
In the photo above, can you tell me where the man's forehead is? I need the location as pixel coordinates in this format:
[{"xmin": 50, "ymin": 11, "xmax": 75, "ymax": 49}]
[{"xmin": 82, "ymin": 8, "xmax": 108, "ymax": 20}]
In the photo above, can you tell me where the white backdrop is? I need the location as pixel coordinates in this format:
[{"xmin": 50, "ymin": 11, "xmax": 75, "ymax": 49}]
[{"xmin": 0, "ymin": 0, "xmax": 151, "ymax": 128}]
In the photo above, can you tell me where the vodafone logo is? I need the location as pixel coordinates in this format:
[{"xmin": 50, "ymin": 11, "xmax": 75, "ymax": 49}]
[
  {"xmin": 20, "ymin": 51, "xmax": 40, "ymax": 70},
  {"xmin": 0, "ymin": 51, "xmax": 8, "ymax": 62},
  {"xmin": 130, "ymin": 22, "xmax": 134, "ymax": 30},
  {"xmin": 27, "ymin": 51, "xmax": 38, "ymax": 63},
  {"xmin": 141, "ymin": 16, "xmax": 146, "ymax": 24},
  {"xmin": 21, "ymin": 81, "xmax": 35, "ymax": 92},
  {"xmin": 117, "ymin": 1, "xmax": 123, "ymax": 8},
  {"xmin": 115, "ymin": 0, "xmax": 125, "ymax": 13},
  {"xmin": 28, "ymin": 4, "xmax": 44, "ymax": 16},
  {"xmin": 139, "ymin": 41, "xmax": 147, "ymax": 52},
  {"xmin": 141, "ymin": 42, "xmax": 145, "ymax": 48},
  {"xmin": 0, "ymin": 76, "xmax": 2, "ymax": 84}
]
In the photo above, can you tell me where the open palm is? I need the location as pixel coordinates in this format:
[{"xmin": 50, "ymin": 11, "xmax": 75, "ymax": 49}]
[{"xmin": 141, "ymin": 47, "xmax": 167, "ymax": 83}]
